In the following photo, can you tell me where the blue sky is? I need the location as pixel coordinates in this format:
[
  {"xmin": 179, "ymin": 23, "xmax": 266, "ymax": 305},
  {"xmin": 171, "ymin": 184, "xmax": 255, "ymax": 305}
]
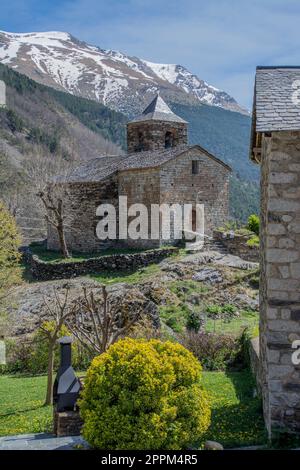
[{"xmin": 2, "ymin": 0, "xmax": 300, "ymax": 108}]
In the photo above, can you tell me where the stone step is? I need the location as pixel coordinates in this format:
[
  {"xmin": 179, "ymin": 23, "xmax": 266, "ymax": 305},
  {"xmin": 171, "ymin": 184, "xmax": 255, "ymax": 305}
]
[{"xmin": 204, "ymin": 240, "xmax": 228, "ymax": 253}]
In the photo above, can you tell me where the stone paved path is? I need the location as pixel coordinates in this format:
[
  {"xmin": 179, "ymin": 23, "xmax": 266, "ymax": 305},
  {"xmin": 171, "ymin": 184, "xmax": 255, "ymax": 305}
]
[{"xmin": 0, "ymin": 433, "xmax": 88, "ymax": 450}]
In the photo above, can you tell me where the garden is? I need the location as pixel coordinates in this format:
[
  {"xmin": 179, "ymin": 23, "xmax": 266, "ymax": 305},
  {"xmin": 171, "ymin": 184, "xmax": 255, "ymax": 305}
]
[
  {"xmin": 0, "ymin": 202, "xmax": 267, "ymax": 449},
  {"xmin": 0, "ymin": 365, "xmax": 266, "ymax": 448}
]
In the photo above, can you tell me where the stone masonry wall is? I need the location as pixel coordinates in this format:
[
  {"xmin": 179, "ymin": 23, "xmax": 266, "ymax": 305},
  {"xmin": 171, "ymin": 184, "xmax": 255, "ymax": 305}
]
[
  {"xmin": 260, "ymin": 130, "xmax": 300, "ymax": 435},
  {"xmin": 160, "ymin": 147, "xmax": 230, "ymax": 236},
  {"xmin": 127, "ymin": 120, "xmax": 188, "ymax": 153},
  {"xmin": 47, "ymin": 176, "xmax": 119, "ymax": 253},
  {"xmin": 118, "ymin": 167, "xmax": 161, "ymax": 249},
  {"xmin": 118, "ymin": 148, "xmax": 230, "ymax": 249}
]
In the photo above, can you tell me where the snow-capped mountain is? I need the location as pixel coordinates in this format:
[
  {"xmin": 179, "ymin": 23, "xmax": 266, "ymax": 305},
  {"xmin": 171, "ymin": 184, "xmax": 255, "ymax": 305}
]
[{"xmin": 0, "ymin": 30, "xmax": 247, "ymax": 116}]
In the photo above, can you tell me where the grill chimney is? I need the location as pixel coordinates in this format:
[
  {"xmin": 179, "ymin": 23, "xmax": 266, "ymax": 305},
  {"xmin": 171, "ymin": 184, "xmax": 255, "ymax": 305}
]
[{"xmin": 53, "ymin": 336, "xmax": 81, "ymax": 412}]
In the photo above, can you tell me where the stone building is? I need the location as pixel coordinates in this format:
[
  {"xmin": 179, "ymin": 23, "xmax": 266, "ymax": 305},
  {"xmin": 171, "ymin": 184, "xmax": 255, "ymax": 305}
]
[
  {"xmin": 250, "ymin": 66, "xmax": 300, "ymax": 436},
  {"xmin": 48, "ymin": 94, "xmax": 231, "ymax": 252}
]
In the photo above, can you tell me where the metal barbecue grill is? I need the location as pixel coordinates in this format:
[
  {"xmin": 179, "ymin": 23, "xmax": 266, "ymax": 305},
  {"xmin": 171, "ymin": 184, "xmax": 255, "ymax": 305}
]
[{"xmin": 53, "ymin": 336, "xmax": 81, "ymax": 412}]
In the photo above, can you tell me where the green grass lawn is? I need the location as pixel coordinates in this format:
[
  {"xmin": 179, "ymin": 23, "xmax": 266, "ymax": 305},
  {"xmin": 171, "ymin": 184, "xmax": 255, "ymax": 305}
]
[
  {"xmin": 205, "ymin": 309, "xmax": 259, "ymax": 336},
  {"xmin": 90, "ymin": 263, "xmax": 162, "ymax": 285},
  {"xmin": 29, "ymin": 243, "xmax": 149, "ymax": 264},
  {"xmin": 0, "ymin": 370, "xmax": 266, "ymax": 448},
  {"xmin": 202, "ymin": 370, "xmax": 266, "ymax": 448},
  {"xmin": 0, "ymin": 375, "xmax": 52, "ymax": 436},
  {"xmin": 159, "ymin": 306, "xmax": 258, "ymax": 336}
]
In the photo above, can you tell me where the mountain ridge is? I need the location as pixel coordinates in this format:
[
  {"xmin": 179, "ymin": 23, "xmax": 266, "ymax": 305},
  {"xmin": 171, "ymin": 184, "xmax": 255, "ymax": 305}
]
[{"xmin": 0, "ymin": 30, "xmax": 248, "ymax": 116}]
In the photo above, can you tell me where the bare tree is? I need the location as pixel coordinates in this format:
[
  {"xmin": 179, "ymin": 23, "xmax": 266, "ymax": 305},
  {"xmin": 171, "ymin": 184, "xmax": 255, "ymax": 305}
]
[
  {"xmin": 38, "ymin": 285, "xmax": 149, "ymax": 405},
  {"xmin": 23, "ymin": 150, "xmax": 71, "ymax": 192},
  {"xmin": 22, "ymin": 153, "xmax": 73, "ymax": 258},
  {"xmin": 37, "ymin": 184, "xmax": 70, "ymax": 258},
  {"xmin": 39, "ymin": 287, "xmax": 75, "ymax": 405},
  {"xmin": 66, "ymin": 286, "xmax": 144, "ymax": 355}
]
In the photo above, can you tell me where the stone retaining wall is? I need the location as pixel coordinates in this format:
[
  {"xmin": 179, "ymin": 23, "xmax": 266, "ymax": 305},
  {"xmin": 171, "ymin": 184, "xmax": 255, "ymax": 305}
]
[
  {"xmin": 214, "ymin": 230, "xmax": 259, "ymax": 262},
  {"xmin": 22, "ymin": 247, "xmax": 178, "ymax": 281}
]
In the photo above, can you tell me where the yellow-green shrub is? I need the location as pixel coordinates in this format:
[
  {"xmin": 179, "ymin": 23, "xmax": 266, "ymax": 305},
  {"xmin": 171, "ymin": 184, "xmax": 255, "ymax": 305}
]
[
  {"xmin": 247, "ymin": 235, "xmax": 259, "ymax": 247},
  {"xmin": 79, "ymin": 338, "xmax": 211, "ymax": 450},
  {"xmin": 0, "ymin": 200, "xmax": 21, "ymax": 299},
  {"xmin": 247, "ymin": 214, "xmax": 260, "ymax": 236}
]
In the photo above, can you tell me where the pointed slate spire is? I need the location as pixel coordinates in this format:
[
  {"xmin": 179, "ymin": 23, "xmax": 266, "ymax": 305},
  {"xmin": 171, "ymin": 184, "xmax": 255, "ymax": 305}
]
[{"xmin": 130, "ymin": 93, "xmax": 187, "ymax": 123}]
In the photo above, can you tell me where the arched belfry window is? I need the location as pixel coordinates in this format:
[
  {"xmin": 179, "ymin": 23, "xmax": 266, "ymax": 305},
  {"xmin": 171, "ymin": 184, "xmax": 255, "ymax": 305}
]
[
  {"xmin": 137, "ymin": 131, "xmax": 145, "ymax": 152},
  {"xmin": 165, "ymin": 131, "xmax": 173, "ymax": 149}
]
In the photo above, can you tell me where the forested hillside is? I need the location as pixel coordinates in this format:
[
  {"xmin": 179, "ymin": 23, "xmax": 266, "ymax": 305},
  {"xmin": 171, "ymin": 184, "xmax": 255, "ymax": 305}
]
[
  {"xmin": 0, "ymin": 63, "xmax": 127, "ymax": 151},
  {"xmin": 0, "ymin": 63, "xmax": 126, "ymax": 243}
]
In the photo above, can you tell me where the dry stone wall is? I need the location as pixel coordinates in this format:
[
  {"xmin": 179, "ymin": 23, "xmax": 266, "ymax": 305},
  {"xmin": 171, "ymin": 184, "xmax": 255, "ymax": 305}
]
[
  {"xmin": 23, "ymin": 246, "xmax": 178, "ymax": 281},
  {"xmin": 213, "ymin": 230, "xmax": 259, "ymax": 262}
]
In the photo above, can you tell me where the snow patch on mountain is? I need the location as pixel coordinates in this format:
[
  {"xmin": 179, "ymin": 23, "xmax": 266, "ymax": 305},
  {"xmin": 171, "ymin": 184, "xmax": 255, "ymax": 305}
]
[
  {"xmin": 143, "ymin": 60, "xmax": 240, "ymax": 110},
  {"xmin": 0, "ymin": 30, "xmax": 248, "ymax": 115},
  {"xmin": 143, "ymin": 62, "xmax": 181, "ymax": 85}
]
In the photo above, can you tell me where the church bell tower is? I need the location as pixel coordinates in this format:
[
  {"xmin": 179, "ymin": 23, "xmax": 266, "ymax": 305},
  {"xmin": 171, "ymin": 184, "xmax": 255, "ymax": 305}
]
[{"xmin": 127, "ymin": 94, "xmax": 188, "ymax": 154}]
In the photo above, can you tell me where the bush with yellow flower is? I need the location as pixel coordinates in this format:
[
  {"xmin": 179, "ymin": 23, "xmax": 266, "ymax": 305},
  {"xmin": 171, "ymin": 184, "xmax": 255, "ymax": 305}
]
[{"xmin": 80, "ymin": 338, "xmax": 211, "ymax": 450}]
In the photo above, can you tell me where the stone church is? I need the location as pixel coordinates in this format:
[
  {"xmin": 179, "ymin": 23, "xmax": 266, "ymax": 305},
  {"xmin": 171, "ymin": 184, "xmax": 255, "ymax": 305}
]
[{"xmin": 48, "ymin": 94, "xmax": 231, "ymax": 253}]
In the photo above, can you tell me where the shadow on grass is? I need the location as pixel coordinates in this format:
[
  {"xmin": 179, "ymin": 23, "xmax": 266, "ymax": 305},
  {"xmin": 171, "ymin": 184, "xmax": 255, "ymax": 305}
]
[
  {"xmin": 201, "ymin": 369, "xmax": 267, "ymax": 449},
  {"xmin": 0, "ymin": 403, "xmax": 46, "ymax": 418},
  {"xmin": 4, "ymin": 373, "xmax": 45, "ymax": 379}
]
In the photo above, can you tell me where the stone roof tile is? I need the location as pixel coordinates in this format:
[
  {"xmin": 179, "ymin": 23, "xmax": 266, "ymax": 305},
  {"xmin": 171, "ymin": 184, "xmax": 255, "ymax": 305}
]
[
  {"xmin": 55, "ymin": 155, "xmax": 125, "ymax": 183},
  {"xmin": 55, "ymin": 145, "xmax": 231, "ymax": 184},
  {"xmin": 255, "ymin": 67, "xmax": 300, "ymax": 131},
  {"xmin": 129, "ymin": 94, "xmax": 187, "ymax": 124}
]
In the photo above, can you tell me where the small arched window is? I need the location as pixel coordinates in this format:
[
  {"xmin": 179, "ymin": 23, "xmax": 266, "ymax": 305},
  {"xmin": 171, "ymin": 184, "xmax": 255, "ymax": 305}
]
[
  {"xmin": 165, "ymin": 131, "xmax": 173, "ymax": 149},
  {"xmin": 192, "ymin": 160, "xmax": 200, "ymax": 174}
]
